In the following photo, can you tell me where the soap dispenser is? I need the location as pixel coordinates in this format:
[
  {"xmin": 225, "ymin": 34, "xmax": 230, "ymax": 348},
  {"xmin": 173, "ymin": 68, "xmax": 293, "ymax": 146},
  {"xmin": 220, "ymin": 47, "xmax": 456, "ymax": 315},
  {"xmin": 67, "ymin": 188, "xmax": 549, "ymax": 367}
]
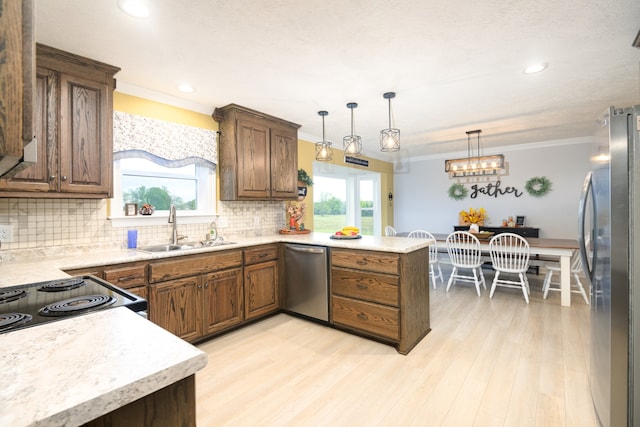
[{"xmin": 208, "ymin": 220, "xmax": 218, "ymax": 241}]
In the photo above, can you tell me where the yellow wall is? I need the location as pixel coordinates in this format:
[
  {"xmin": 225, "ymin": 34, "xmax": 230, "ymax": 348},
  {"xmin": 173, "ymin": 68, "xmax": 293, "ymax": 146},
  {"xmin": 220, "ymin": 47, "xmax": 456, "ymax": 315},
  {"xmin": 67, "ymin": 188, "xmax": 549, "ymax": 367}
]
[
  {"xmin": 297, "ymin": 139, "xmax": 394, "ymax": 234},
  {"xmin": 114, "ymin": 92, "xmax": 218, "ymax": 130}
]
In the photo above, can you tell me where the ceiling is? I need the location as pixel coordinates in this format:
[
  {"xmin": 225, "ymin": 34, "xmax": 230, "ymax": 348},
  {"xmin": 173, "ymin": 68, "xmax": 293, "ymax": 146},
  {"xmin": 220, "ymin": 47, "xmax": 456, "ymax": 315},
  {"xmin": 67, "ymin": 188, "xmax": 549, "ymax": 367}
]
[{"xmin": 35, "ymin": 0, "xmax": 640, "ymax": 162}]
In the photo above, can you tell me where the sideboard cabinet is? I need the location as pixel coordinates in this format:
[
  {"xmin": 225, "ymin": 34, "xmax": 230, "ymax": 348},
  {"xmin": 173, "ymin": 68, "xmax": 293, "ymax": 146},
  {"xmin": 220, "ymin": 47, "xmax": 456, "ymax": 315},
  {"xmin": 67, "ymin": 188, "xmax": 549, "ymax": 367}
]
[{"xmin": 453, "ymin": 226, "xmax": 540, "ymax": 238}]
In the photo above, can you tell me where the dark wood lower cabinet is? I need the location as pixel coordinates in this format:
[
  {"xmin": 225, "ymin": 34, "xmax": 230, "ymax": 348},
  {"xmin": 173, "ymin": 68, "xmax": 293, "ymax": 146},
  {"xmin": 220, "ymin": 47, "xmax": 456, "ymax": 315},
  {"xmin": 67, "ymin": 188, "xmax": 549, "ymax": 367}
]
[
  {"xmin": 244, "ymin": 260, "xmax": 279, "ymax": 320},
  {"xmin": 204, "ymin": 267, "xmax": 244, "ymax": 335},
  {"xmin": 83, "ymin": 375, "xmax": 196, "ymax": 427},
  {"xmin": 148, "ymin": 277, "xmax": 202, "ymax": 342}
]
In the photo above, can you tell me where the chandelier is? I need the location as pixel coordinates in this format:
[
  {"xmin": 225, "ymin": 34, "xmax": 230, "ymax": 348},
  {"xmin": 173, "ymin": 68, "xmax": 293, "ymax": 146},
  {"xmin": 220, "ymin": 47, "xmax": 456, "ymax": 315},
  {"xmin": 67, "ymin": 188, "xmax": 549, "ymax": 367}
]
[
  {"xmin": 444, "ymin": 130, "xmax": 505, "ymax": 178},
  {"xmin": 315, "ymin": 111, "xmax": 333, "ymax": 161}
]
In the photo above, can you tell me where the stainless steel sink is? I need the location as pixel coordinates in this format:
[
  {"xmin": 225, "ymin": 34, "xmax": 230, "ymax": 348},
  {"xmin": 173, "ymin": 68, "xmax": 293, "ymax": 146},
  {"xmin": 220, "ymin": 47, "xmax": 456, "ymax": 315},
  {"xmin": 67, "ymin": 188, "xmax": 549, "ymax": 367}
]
[{"xmin": 137, "ymin": 240, "xmax": 236, "ymax": 253}]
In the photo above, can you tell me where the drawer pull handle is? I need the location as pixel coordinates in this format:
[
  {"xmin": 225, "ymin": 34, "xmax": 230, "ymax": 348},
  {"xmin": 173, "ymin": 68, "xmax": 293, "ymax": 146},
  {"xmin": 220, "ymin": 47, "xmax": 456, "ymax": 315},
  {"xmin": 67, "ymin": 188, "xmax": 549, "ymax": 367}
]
[
  {"xmin": 357, "ymin": 313, "xmax": 368, "ymax": 320},
  {"xmin": 356, "ymin": 284, "xmax": 368, "ymax": 290},
  {"xmin": 356, "ymin": 260, "xmax": 367, "ymax": 266},
  {"xmin": 259, "ymin": 253, "xmax": 269, "ymax": 258},
  {"xmin": 117, "ymin": 275, "xmax": 136, "ymax": 282}
]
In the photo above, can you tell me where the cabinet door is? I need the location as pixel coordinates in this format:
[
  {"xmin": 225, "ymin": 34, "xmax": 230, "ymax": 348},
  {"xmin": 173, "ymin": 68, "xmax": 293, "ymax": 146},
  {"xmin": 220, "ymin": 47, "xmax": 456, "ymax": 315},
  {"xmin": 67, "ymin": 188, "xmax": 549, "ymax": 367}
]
[
  {"xmin": 149, "ymin": 276, "xmax": 202, "ymax": 342},
  {"xmin": 244, "ymin": 260, "xmax": 279, "ymax": 320},
  {"xmin": 0, "ymin": 0, "xmax": 34, "ymax": 172},
  {"xmin": 269, "ymin": 124, "xmax": 298, "ymax": 199},
  {"xmin": 203, "ymin": 267, "xmax": 244, "ymax": 335},
  {"xmin": 236, "ymin": 115, "xmax": 270, "ymax": 199},
  {"xmin": 59, "ymin": 72, "xmax": 113, "ymax": 196},
  {"xmin": 0, "ymin": 67, "xmax": 57, "ymax": 192}
]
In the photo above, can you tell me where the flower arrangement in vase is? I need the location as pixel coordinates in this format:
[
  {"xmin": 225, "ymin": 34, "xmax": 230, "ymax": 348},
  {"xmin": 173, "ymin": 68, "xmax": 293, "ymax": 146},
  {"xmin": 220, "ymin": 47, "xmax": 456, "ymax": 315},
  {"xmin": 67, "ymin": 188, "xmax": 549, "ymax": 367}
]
[{"xmin": 459, "ymin": 207, "xmax": 487, "ymax": 232}]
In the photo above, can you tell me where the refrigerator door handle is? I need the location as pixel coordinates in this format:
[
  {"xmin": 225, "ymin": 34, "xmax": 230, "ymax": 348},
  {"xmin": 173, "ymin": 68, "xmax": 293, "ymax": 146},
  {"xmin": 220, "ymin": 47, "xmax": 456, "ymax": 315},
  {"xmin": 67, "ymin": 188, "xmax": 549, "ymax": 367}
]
[{"xmin": 578, "ymin": 171, "xmax": 596, "ymax": 283}]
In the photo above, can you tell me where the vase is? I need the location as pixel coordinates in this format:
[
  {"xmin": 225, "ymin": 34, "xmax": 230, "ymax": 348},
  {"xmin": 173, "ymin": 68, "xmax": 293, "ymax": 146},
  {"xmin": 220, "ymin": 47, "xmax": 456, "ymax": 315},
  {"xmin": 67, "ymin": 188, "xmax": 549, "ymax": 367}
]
[
  {"xmin": 469, "ymin": 223, "xmax": 480, "ymax": 233},
  {"xmin": 289, "ymin": 216, "xmax": 296, "ymax": 230}
]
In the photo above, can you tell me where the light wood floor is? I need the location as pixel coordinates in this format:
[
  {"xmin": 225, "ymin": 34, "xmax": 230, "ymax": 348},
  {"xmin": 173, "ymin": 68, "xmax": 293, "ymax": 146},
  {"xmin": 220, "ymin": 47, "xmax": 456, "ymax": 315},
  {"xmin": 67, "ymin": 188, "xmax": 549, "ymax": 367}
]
[{"xmin": 195, "ymin": 267, "xmax": 597, "ymax": 426}]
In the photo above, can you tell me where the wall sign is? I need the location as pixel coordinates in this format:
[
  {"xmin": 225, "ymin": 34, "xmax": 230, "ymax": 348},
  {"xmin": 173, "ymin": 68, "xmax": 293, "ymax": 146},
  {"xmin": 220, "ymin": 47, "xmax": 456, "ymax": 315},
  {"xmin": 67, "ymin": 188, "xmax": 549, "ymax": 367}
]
[
  {"xmin": 469, "ymin": 180, "xmax": 523, "ymax": 199},
  {"xmin": 344, "ymin": 156, "xmax": 369, "ymax": 167},
  {"xmin": 297, "ymin": 186, "xmax": 307, "ymax": 201}
]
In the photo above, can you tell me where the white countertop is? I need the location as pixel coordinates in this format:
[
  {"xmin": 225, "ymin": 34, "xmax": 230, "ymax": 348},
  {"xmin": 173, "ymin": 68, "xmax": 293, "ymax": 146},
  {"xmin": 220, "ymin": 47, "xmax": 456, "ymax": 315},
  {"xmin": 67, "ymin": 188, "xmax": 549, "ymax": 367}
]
[
  {"xmin": 0, "ymin": 232, "xmax": 432, "ymax": 287},
  {"xmin": 0, "ymin": 232, "xmax": 430, "ymax": 425},
  {"xmin": 0, "ymin": 307, "xmax": 208, "ymax": 427}
]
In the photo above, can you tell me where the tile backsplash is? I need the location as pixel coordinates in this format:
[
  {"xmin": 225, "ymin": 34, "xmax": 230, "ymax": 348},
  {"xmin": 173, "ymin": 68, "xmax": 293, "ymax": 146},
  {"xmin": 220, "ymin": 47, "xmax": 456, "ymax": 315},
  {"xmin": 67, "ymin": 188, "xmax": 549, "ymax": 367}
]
[{"xmin": 0, "ymin": 198, "xmax": 287, "ymax": 252}]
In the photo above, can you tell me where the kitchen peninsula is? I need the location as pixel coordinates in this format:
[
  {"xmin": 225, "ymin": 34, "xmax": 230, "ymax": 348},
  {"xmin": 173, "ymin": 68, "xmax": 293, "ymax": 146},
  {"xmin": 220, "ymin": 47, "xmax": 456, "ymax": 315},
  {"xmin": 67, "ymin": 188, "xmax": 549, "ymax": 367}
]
[{"xmin": 0, "ymin": 233, "xmax": 431, "ymax": 425}]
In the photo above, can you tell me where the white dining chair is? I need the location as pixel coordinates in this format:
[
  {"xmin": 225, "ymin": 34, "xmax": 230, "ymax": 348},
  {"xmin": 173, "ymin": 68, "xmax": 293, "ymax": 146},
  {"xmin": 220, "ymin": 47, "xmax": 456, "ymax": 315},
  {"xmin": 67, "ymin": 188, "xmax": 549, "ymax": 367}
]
[
  {"xmin": 488, "ymin": 233, "xmax": 531, "ymax": 303},
  {"xmin": 407, "ymin": 230, "xmax": 443, "ymax": 289},
  {"xmin": 384, "ymin": 225, "xmax": 397, "ymax": 237},
  {"xmin": 542, "ymin": 249, "xmax": 589, "ymax": 304},
  {"xmin": 445, "ymin": 231, "xmax": 486, "ymax": 296}
]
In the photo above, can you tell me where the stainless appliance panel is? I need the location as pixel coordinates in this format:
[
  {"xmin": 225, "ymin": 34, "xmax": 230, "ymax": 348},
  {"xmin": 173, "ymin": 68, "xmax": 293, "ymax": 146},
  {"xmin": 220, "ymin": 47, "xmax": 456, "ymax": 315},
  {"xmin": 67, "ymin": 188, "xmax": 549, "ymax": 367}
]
[
  {"xmin": 584, "ymin": 105, "xmax": 640, "ymax": 426},
  {"xmin": 284, "ymin": 244, "xmax": 329, "ymax": 322}
]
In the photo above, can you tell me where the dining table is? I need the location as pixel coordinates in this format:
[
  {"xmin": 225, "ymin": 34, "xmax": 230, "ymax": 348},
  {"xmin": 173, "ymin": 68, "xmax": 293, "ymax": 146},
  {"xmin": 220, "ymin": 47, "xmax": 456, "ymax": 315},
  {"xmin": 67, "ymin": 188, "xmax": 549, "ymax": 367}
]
[{"xmin": 423, "ymin": 233, "xmax": 580, "ymax": 307}]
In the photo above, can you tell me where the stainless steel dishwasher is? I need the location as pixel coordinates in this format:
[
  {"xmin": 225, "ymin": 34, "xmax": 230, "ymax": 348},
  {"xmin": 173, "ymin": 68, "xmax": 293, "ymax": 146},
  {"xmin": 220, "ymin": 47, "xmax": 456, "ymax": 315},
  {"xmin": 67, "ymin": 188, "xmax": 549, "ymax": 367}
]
[{"xmin": 284, "ymin": 244, "xmax": 329, "ymax": 322}]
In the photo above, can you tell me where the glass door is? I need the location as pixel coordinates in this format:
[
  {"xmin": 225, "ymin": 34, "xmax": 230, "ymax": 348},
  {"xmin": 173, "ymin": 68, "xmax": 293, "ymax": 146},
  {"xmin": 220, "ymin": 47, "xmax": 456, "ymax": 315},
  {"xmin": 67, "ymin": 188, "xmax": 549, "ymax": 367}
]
[{"xmin": 312, "ymin": 162, "xmax": 381, "ymax": 235}]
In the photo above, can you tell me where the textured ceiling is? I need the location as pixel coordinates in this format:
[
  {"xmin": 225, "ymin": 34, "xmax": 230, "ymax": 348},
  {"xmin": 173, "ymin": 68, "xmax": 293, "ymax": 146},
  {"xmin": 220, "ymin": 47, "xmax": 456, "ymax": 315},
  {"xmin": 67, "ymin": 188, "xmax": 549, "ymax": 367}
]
[{"xmin": 35, "ymin": 0, "xmax": 640, "ymax": 162}]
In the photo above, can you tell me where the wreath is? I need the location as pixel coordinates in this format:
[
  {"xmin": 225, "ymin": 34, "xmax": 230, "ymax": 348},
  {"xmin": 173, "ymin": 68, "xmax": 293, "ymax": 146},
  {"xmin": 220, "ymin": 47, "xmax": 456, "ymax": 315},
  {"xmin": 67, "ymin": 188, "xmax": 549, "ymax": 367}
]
[
  {"xmin": 448, "ymin": 183, "xmax": 468, "ymax": 201},
  {"xmin": 525, "ymin": 176, "xmax": 552, "ymax": 197}
]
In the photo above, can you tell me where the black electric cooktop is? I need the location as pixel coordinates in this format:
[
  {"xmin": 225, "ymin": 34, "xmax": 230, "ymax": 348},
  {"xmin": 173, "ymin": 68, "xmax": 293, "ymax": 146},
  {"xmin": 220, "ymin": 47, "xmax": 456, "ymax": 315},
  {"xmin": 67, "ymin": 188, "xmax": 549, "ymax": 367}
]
[{"xmin": 0, "ymin": 275, "xmax": 147, "ymax": 334}]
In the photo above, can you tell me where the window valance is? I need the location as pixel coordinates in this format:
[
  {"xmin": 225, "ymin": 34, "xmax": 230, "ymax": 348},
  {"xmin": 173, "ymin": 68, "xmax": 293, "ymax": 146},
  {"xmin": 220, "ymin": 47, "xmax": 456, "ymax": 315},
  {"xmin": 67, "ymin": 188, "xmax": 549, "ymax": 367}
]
[{"xmin": 113, "ymin": 111, "xmax": 217, "ymax": 168}]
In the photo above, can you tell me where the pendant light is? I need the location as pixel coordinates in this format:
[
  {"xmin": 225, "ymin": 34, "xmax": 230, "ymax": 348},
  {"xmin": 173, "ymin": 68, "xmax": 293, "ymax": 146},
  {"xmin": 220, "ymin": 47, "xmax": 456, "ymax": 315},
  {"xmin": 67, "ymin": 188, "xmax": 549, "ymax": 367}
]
[
  {"xmin": 380, "ymin": 92, "xmax": 400, "ymax": 152},
  {"xmin": 315, "ymin": 111, "xmax": 333, "ymax": 161},
  {"xmin": 343, "ymin": 102, "xmax": 362, "ymax": 156}
]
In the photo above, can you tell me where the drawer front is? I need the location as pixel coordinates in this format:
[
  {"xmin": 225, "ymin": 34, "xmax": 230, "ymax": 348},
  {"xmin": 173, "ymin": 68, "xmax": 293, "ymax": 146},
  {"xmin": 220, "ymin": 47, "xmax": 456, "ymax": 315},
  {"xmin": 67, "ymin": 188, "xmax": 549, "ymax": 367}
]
[
  {"xmin": 244, "ymin": 244, "xmax": 278, "ymax": 265},
  {"xmin": 332, "ymin": 295, "xmax": 399, "ymax": 341},
  {"xmin": 331, "ymin": 249, "xmax": 399, "ymax": 275},
  {"xmin": 332, "ymin": 267, "xmax": 399, "ymax": 306},
  {"xmin": 104, "ymin": 265, "xmax": 147, "ymax": 288},
  {"xmin": 149, "ymin": 250, "xmax": 243, "ymax": 283}
]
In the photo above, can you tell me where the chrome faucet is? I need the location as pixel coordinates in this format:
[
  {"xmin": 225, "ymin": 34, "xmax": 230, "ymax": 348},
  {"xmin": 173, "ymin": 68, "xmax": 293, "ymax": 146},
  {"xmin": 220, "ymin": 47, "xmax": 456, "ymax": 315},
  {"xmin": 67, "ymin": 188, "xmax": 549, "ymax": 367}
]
[{"xmin": 168, "ymin": 204, "xmax": 179, "ymax": 244}]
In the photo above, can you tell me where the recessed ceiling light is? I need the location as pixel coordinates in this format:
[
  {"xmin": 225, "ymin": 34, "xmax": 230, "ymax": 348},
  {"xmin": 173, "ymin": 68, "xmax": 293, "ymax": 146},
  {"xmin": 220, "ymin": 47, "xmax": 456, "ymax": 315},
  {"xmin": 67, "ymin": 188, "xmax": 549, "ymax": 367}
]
[
  {"xmin": 117, "ymin": 0, "xmax": 150, "ymax": 18},
  {"xmin": 178, "ymin": 84, "xmax": 195, "ymax": 93},
  {"xmin": 523, "ymin": 63, "xmax": 548, "ymax": 74}
]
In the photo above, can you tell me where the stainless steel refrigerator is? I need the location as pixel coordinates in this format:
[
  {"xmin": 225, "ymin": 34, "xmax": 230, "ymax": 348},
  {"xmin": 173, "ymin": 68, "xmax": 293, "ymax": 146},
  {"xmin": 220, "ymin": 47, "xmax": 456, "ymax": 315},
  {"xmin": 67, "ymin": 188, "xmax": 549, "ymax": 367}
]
[{"xmin": 579, "ymin": 105, "xmax": 640, "ymax": 426}]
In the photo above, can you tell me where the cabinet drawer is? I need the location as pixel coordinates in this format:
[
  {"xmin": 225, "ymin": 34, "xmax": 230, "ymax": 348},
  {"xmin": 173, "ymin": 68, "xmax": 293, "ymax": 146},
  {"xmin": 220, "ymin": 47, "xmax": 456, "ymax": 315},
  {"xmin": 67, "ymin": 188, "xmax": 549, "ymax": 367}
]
[
  {"xmin": 244, "ymin": 244, "xmax": 278, "ymax": 265},
  {"xmin": 149, "ymin": 250, "xmax": 243, "ymax": 283},
  {"xmin": 331, "ymin": 249, "xmax": 399, "ymax": 275},
  {"xmin": 104, "ymin": 265, "xmax": 146, "ymax": 288},
  {"xmin": 332, "ymin": 295, "xmax": 399, "ymax": 341},
  {"xmin": 332, "ymin": 267, "xmax": 399, "ymax": 306}
]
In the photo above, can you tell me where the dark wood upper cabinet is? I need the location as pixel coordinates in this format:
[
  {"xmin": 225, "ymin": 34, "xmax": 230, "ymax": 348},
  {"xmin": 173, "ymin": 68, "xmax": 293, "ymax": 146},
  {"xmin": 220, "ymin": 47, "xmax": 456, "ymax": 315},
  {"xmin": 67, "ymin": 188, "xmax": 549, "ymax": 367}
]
[
  {"xmin": 213, "ymin": 104, "xmax": 299, "ymax": 201},
  {"xmin": 0, "ymin": 0, "xmax": 35, "ymax": 176},
  {"xmin": 0, "ymin": 44, "xmax": 120, "ymax": 198}
]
